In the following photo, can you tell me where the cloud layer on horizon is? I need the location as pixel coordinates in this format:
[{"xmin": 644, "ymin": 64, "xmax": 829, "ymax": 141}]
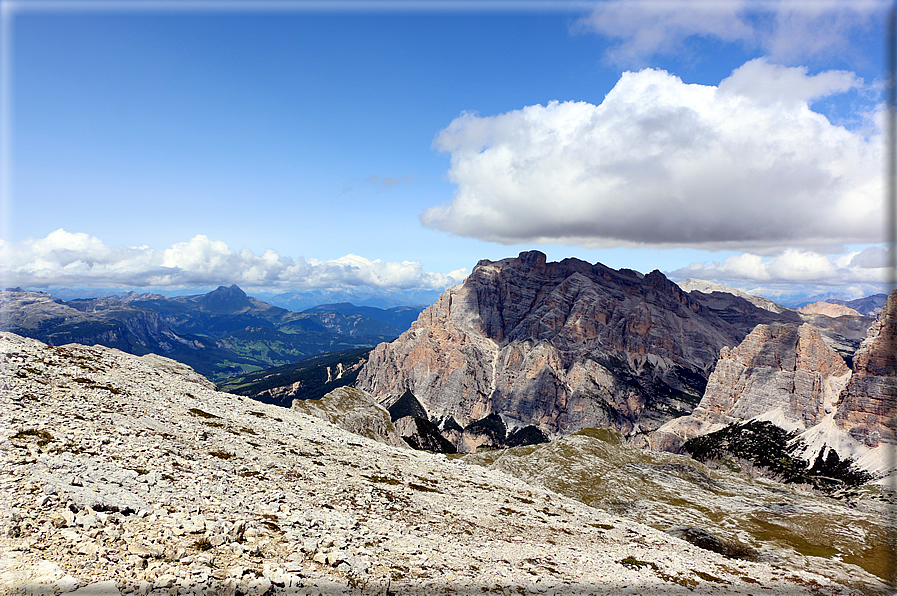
[
  {"xmin": 670, "ymin": 246, "xmax": 889, "ymax": 283},
  {"xmin": 0, "ymin": 230, "xmax": 469, "ymax": 292},
  {"xmin": 669, "ymin": 246, "xmax": 892, "ymax": 301},
  {"xmin": 3, "ymin": 229, "xmax": 889, "ymax": 304},
  {"xmin": 423, "ymin": 59, "xmax": 881, "ymax": 253}
]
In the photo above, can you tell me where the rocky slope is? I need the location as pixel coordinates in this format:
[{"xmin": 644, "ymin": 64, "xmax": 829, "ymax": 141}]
[
  {"xmin": 650, "ymin": 291, "xmax": 897, "ymax": 479},
  {"xmin": 676, "ymin": 279, "xmax": 791, "ymax": 314},
  {"xmin": 290, "ymin": 387, "xmax": 406, "ymax": 448},
  {"xmin": 797, "ymin": 302, "xmax": 863, "ymax": 318},
  {"xmin": 462, "ymin": 429, "xmax": 894, "ymax": 594},
  {"xmin": 356, "ymin": 252, "xmax": 797, "ymax": 448},
  {"xmin": 835, "ymin": 290, "xmax": 897, "ymax": 460},
  {"xmin": 1, "ymin": 332, "xmax": 889, "ymax": 595}
]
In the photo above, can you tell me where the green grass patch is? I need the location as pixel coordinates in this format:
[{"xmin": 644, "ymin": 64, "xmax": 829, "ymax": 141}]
[
  {"xmin": 842, "ymin": 541, "xmax": 897, "ymax": 583},
  {"xmin": 573, "ymin": 427, "xmax": 623, "ymax": 445},
  {"xmin": 618, "ymin": 556, "xmax": 657, "ymax": 571},
  {"xmin": 193, "ymin": 537, "xmax": 213, "ymax": 551},
  {"xmin": 12, "ymin": 429, "xmax": 53, "ymax": 446},
  {"xmin": 748, "ymin": 518, "xmax": 838, "ymax": 559},
  {"xmin": 189, "ymin": 408, "xmax": 220, "ymax": 419}
]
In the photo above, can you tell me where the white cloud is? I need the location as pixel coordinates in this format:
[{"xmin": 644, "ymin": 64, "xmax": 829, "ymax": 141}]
[
  {"xmin": 0, "ymin": 229, "xmax": 468, "ymax": 291},
  {"xmin": 719, "ymin": 59, "xmax": 860, "ymax": 107},
  {"xmin": 575, "ymin": 0, "xmax": 885, "ymax": 65},
  {"xmin": 423, "ymin": 60, "xmax": 881, "ymax": 252}
]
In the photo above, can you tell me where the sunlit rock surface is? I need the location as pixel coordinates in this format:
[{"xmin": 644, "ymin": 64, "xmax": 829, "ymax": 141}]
[
  {"xmin": 357, "ymin": 252, "xmax": 798, "ymax": 445},
  {"xmin": 651, "ymin": 291, "xmax": 897, "ymax": 479},
  {"xmin": 7, "ymin": 332, "xmax": 880, "ymax": 594}
]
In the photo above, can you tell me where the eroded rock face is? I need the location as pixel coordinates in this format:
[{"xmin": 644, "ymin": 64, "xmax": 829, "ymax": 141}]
[
  {"xmin": 651, "ymin": 294, "xmax": 896, "ymax": 479},
  {"xmin": 836, "ymin": 290, "xmax": 897, "ymax": 448},
  {"xmin": 357, "ymin": 251, "xmax": 790, "ymax": 443},
  {"xmin": 700, "ymin": 323, "xmax": 851, "ymax": 426},
  {"xmin": 650, "ymin": 323, "xmax": 851, "ymax": 451}
]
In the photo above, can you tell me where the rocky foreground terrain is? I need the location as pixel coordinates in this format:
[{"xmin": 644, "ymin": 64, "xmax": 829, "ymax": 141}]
[{"xmin": 2, "ymin": 332, "xmax": 893, "ymax": 595}]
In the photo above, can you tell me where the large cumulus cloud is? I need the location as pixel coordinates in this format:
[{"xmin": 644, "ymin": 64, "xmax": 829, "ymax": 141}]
[
  {"xmin": 422, "ymin": 59, "xmax": 881, "ymax": 252},
  {"xmin": 0, "ymin": 230, "xmax": 468, "ymax": 291}
]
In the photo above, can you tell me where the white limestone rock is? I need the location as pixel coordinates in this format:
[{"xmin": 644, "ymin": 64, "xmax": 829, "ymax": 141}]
[{"xmin": 0, "ymin": 332, "xmax": 888, "ymax": 595}]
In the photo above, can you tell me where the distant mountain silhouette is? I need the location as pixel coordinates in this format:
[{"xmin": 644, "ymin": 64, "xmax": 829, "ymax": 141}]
[{"xmin": 0, "ymin": 286, "xmax": 424, "ymax": 383}]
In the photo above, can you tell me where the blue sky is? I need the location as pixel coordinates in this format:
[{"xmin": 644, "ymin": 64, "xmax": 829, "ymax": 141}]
[{"xmin": 0, "ymin": 0, "xmax": 891, "ymax": 305}]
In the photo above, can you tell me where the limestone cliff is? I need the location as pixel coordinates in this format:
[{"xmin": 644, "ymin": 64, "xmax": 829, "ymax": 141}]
[
  {"xmin": 797, "ymin": 301, "xmax": 863, "ymax": 318},
  {"xmin": 650, "ymin": 322, "xmax": 852, "ymax": 450},
  {"xmin": 697, "ymin": 323, "xmax": 851, "ymax": 427},
  {"xmin": 356, "ymin": 251, "xmax": 791, "ymax": 444},
  {"xmin": 651, "ymin": 293, "xmax": 896, "ymax": 478},
  {"xmin": 835, "ymin": 290, "xmax": 897, "ymax": 450}
]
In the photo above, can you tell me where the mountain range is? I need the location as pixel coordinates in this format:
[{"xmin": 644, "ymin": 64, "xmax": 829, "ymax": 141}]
[
  {"xmin": 353, "ymin": 252, "xmax": 884, "ymax": 468},
  {"xmin": 0, "ymin": 285, "xmax": 424, "ymax": 383},
  {"xmin": 3, "ymin": 254, "xmax": 889, "ymax": 477},
  {"xmin": 824, "ymin": 294, "xmax": 890, "ymax": 317},
  {"xmin": 2, "ymin": 250, "xmax": 895, "ymax": 593}
]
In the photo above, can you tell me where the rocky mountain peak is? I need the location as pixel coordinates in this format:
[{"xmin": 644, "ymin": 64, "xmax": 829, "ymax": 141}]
[
  {"xmin": 797, "ymin": 301, "xmax": 863, "ymax": 318},
  {"xmin": 356, "ymin": 253, "xmax": 798, "ymax": 448},
  {"xmin": 212, "ymin": 284, "xmax": 247, "ymax": 298},
  {"xmin": 651, "ymin": 291, "xmax": 896, "ymax": 479},
  {"xmin": 194, "ymin": 284, "xmax": 253, "ymax": 313}
]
